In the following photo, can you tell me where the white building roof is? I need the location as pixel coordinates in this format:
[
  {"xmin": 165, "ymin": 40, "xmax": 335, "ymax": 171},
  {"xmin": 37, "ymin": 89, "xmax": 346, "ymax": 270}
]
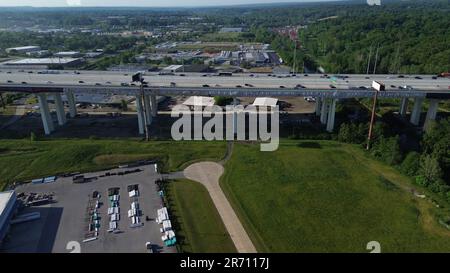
[
  {"xmin": 6, "ymin": 46, "xmax": 40, "ymax": 52},
  {"xmin": 2, "ymin": 58, "xmax": 80, "ymax": 65},
  {"xmin": 162, "ymin": 64, "xmax": 183, "ymax": 71},
  {"xmin": 0, "ymin": 191, "xmax": 15, "ymax": 216},
  {"xmin": 252, "ymin": 97, "xmax": 278, "ymax": 107},
  {"xmin": 183, "ymin": 96, "xmax": 215, "ymax": 107},
  {"xmin": 54, "ymin": 51, "xmax": 80, "ymax": 56}
]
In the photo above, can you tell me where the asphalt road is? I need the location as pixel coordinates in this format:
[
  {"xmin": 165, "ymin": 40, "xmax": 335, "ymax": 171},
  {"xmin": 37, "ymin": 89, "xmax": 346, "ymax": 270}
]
[{"xmin": 0, "ymin": 70, "xmax": 449, "ymax": 92}]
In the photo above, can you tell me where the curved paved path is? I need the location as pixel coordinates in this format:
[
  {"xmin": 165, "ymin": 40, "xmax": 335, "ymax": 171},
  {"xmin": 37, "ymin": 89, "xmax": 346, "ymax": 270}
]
[{"xmin": 183, "ymin": 161, "xmax": 257, "ymax": 253}]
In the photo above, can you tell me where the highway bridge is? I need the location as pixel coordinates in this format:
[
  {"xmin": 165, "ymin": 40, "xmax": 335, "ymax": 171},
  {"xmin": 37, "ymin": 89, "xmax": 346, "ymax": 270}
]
[{"xmin": 0, "ymin": 70, "xmax": 449, "ymax": 135}]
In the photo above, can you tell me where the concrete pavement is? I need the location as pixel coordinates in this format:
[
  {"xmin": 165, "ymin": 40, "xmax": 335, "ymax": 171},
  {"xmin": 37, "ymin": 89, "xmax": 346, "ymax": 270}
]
[{"xmin": 183, "ymin": 161, "xmax": 257, "ymax": 253}]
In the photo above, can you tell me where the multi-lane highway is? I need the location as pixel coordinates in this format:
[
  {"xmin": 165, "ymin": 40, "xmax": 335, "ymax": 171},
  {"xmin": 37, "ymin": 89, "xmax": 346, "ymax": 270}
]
[{"xmin": 0, "ymin": 70, "xmax": 449, "ymax": 99}]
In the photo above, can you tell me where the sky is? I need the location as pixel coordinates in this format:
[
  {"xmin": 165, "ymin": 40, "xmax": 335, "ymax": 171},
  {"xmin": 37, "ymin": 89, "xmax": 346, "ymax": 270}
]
[{"xmin": 0, "ymin": 0, "xmax": 339, "ymax": 7}]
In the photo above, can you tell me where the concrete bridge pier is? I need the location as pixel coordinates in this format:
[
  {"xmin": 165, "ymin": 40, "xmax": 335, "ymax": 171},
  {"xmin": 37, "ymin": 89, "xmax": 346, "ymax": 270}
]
[
  {"xmin": 232, "ymin": 97, "xmax": 238, "ymax": 135},
  {"xmin": 424, "ymin": 99, "xmax": 440, "ymax": 130},
  {"xmin": 135, "ymin": 95, "xmax": 145, "ymax": 135},
  {"xmin": 320, "ymin": 98, "xmax": 328, "ymax": 125},
  {"xmin": 65, "ymin": 90, "xmax": 77, "ymax": 118},
  {"xmin": 315, "ymin": 97, "xmax": 322, "ymax": 116},
  {"xmin": 54, "ymin": 93, "xmax": 66, "ymax": 126},
  {"xmin": 326, "ymin": 99, "xmax": 337, "ymax": 132},
  {"xmin": 143, "ymin": 94, "xmax": 153, "ymax": 126},
  {"xmin": 399, "ymin": 97, "xmax": 408, "ymax": 117},
  {"xmin": 37, "ymin": 93, "xmax": 54, "ymax": 135},
  {"xmin": 410, "ymin": 97, "xmax": 424, "ymax": 126},
  {"xmin": 150, "ymin": 94, "xmax": 157, "ymax": 117}
]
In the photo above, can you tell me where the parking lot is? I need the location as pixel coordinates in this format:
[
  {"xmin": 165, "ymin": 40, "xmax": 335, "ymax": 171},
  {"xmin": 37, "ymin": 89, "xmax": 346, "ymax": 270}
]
[{"xmin": 2, "ymin": 164, "xmax": 177, "ymax": 253}]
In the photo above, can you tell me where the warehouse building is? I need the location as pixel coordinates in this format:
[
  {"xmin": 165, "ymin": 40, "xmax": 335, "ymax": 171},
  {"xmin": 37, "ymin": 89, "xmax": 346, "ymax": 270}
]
[
  {"xmin": 5, "ymin": 46, "xmax": 41, "ymax": 54},
  {"xmin": 0, "ymin": 58, "xmax": 84, "ymax": 69},
  {"xmin": 0, "ymin": 190, "xmax": 18, "ymax": 246}
]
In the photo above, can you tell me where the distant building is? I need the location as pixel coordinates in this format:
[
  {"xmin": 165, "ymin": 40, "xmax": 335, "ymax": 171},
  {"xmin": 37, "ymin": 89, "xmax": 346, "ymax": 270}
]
[
  {"xmin": 54, "ymin": 51, "xmax": 82, "ymax": 58},
  {"xmin": 0, "ymin": 190, "xmax": 18, "ymax": 246},
  {"xmin": 220, "ymin": 27, "xmax": 243, "ymax": 33},
  {"xmin": 26, "ymin": 50, "xmax": 50, "ymax": 57},
  {"xmin": 161, "ymin": 65, "xmax": 184, "ymax": 73},
  {"xmin": 0, "ymin": 58, "xmax": 83, "ymax": 69},
  {"xmin": 183, "ymin": 96, "xmax": 215, "ymax": 110},
  {"xmin": 5, "ymin": 46, "xmax": 41, "ymax": 54},
  {"xmin": 84, "ymin": 52, "xmax": 103, "ymax": 58}
]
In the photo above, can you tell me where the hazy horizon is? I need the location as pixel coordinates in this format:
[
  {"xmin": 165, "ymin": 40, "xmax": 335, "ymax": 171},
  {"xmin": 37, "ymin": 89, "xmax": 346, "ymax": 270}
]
[{"xmin": 0, "ymin": 0, "xmax": 342, "ymax": 8}]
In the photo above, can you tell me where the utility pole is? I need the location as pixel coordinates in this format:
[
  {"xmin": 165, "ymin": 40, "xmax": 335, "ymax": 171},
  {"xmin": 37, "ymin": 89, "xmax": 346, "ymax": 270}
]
[
  {"xmin": 372, "ymin": 44, "xmax": 379, "ymax": 74},
  {"xmin": 367, "ymin": 81, "xmax": 385, "ymax": 150},
  {"xmin": 138, "ymin": 73, "xmax": 150, "ymax": 141},
  {"xmin": 366, "ymin": 45, "xmax": 373, "ymax": 74},
  {"xmin": 292, "ymin": 40, "xmax": 297, "ymax": 74}
]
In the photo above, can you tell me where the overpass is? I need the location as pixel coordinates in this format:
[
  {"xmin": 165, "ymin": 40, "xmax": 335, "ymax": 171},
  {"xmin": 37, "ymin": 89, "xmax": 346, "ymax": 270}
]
[{"xmin": 0, "ymin": 70, "xmax": 449, "ymax": 135}]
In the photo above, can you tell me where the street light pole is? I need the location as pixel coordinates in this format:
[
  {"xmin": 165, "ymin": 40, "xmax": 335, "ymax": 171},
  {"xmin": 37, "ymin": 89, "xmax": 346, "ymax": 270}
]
[
  {"xmin": 139, "ymin": 73, "xmax": 150, "ymax": 141},
  {"xmin": 366, "ymin": 81, "xmax": 385, "ymax": 150}
]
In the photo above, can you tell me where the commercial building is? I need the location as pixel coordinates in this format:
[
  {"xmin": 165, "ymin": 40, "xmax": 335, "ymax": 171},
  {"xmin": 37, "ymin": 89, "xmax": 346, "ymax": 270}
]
[
  {"xmin": 54, "ymin": 51, "xmax": 82, "ymax": 58},
  {"xmin": 5, "ymin": 46, "xmax": 41, "ymax": 54},
  {"xmin": 220, "ymin": 27, "xmax": 243, "ymax": 33},
  {"xmin": 0, "ymin": 58, "xmax": 83, "ymax": 69},
  {"xmin": 0, "ymin": 190, "xmax": 18, "ymax": 246}
]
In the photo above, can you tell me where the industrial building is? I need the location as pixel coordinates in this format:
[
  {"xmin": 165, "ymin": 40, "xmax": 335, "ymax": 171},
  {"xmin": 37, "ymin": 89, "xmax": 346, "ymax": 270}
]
[
  {"xmin": 0, "ymin": 58, "xmax": 83, "ymax": 69},
  {"xmin": 0, "ymin": 190, "xmax": 18, "ymax": 246},
  {"xmin": 54, "ymin": 51, "xmax": 82, "ymax": 58},
  {"xmin": 5, "ymin": 46, "xmax": 41, "ymax": 54}
]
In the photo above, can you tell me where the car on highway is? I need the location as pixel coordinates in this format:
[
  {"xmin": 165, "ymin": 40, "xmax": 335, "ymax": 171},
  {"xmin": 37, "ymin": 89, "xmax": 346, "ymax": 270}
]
[
  {"xmin": 295, "ymin": 84, "xmax": 306, "ymax": 89},
  {"xmin": 329, "ymin": 84, "xmax": 336, "ymax": 89},
  {"xmin": 7, "ymin": 80, "xmax": 13, "ymax": 83},
  {"xmin": 21, "ymin": 81, "xmax": 27, "ymax": 84},
  {"xmin": 403, "ymin": 85, "xmax": 413, "ymax": 90},
  {"xmin": 202, "ymin": 84, "xmax": 209, "ymax": 87},
  {"xmin": 120, "ymin": 83, "xmax": 128, "ymax": 86},
  {"xmin": 78, "ymin": 80, "xmax": 84, "ymax": 83},
  {"xmin": 390, "ymin": 85, "xmax": 396, "ymax": 88},
  {"xmin": 415, "ymin": 76, "xmax": 422, "ymax": 79},
  {"xmin": 95, "ymin": 83, "xmax": 102, "ymax": 86},
  {"xmin": 236, "ymin": 85, "xmax": 242, "ymax": 88},
  {"xmin": 279, "ymin": 85, "xmax": 285, "ymax": 88}
]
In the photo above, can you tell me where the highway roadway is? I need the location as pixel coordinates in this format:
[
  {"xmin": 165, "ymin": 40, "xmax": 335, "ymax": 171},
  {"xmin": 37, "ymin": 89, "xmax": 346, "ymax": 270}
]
[{"xmin": 0, "ymin": 70, "xmax": 449, "ymax": 99}]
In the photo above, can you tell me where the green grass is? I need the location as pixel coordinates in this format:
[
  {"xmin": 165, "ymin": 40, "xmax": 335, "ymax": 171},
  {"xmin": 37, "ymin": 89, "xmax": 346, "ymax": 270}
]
[
  {"xmin": 166, "ymin": 179, "xmax": 236, "ymax": 253},
  {"xmin": 0, "ymin": 139, "xmax": 226, "ymax": 189},
  {"xmin": 220, "ymin": 140, "xmax": 450, "ymax": 252}
]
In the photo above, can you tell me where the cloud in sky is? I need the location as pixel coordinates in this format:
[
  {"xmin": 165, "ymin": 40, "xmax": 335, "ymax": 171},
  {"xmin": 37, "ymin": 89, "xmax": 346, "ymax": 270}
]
[{"xmin": 0, "ymin": 0, "xmax": 337, "ymax": 7}]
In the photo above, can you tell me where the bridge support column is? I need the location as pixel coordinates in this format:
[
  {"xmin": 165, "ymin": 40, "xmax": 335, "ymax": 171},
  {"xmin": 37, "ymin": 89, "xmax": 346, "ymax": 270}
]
[
  {"xmin": 399, "ymin": 98, "xmax": 408, "ymax": 117},
  {"xmin": 326, "ymin": 99, "xmax": 337, "ymax": 132},
  {"xmin": 66, "ymin": 90, "xmax": 77, "ymax": 118},
  {"xmin": 135, "ymin": 95, "xmax": 145, "ymax": 135},
  {"xmin": 320, "ymin": 99, "xmax": 328, "ymax": 125},
  {"xmin": 37, "ymin": 93, "xmax": 54, "ymax": 135},
  {"xmin": 410, "ymin": 97, "xmax": 424, "ymax": 126},
  {"xmin": 150, "ymin": 94, "xmax": 157, "ymax": 117},
  {"xmin": 315, "ymin": 97, "xmax": 322, "ymax": 116},
  {"xmin": 143, "ymin": 94, "xmax": 152, "ymax": 125},
  {"xmin": 233, "ymin": 97, "xmax": 238, "ymax": 135},
  {"xmin": 424, "ymin": 99, "xmax": 439, "ymax": 130},
  {"xmin": 54, "ymin": 93, "xmax": 66, "ymax": 126}
]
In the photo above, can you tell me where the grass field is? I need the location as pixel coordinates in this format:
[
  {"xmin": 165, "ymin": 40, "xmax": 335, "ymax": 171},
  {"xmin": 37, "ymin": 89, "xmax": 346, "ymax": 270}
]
[
  {"xmin": 0, "ymin": 139, "xmax": 226, "ymax": 190},
  {"xmin": 166, "ymin": 179, "xmax": 236, "ymax": 253},
  {"xmin": 220, "ymin": 140, "xmax": 450, "ymax": 252}
]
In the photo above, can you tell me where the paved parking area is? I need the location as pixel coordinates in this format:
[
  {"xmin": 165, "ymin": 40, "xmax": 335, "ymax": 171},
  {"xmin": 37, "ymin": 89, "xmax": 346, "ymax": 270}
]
[{"xmin": 2, "ymin": 165, "xmax": 177, "ymax": 253}]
